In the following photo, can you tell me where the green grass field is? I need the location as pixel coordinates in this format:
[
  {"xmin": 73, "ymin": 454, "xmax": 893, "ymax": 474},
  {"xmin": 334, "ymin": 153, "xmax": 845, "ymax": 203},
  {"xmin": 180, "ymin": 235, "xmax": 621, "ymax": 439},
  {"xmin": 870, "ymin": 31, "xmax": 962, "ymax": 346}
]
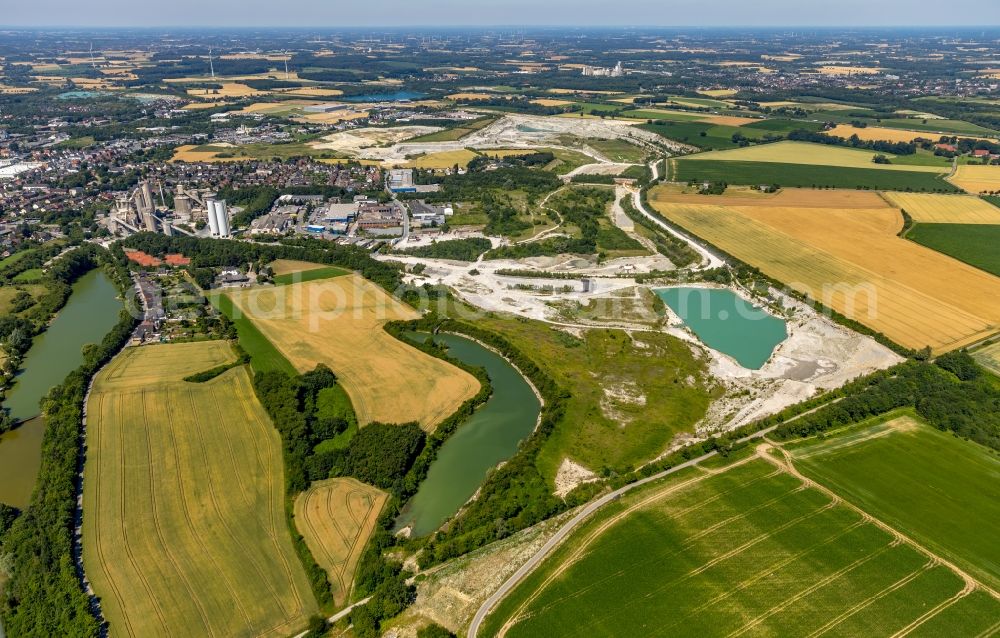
[
  {"xmin": 875, "ymin": 118, "xmax": 999, "ymax": 136},
  {"xmin": 407, "ymin": 116, "xmax": 497, "ymax": 142},
  {"xmin": 272, "ymin": 265, "xmax": 350, "ymax": 286},
  {"xmin": 480, "ymin": 456, "xmax": 995, "ymax": 637},
  {"xmin": 585, "ymin": 138, "xmax": 648, "ymax": 163},
  {"xmin": 642, "ymin": 122, "xmax": 765, "ymax": 150},
  {"xmin": 11, "ymin": 268, "xmax": 44, "ymax": 282},
  {"xmin": 672, "ymin": 159, "xmax": 960, "ymax": 191},
  {"xmin": 209, "ymin": 292, "xmax": 298, "ymax": 375},
  {"xmin": 787, "ymin": 412, "xmax": 1000, "ymax": 591},
  {"xmin": 82, "ymin": 342, "xmax": 318, "ymax": 638},
  {"xmin": 440, "ymin": 300, "xmax": 715, "ymax": 480},
  {"xmin": 907, "ymin": 223, "xmax": 1000, "ymax": 277}
]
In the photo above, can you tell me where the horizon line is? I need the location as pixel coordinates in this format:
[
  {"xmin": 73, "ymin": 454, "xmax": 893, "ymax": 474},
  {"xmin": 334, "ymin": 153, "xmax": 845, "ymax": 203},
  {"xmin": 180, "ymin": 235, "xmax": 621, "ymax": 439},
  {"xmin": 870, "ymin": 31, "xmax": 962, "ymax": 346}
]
[{"xmin": 3, "ymin": 24, "xmax": 1000, "ymax": 30}]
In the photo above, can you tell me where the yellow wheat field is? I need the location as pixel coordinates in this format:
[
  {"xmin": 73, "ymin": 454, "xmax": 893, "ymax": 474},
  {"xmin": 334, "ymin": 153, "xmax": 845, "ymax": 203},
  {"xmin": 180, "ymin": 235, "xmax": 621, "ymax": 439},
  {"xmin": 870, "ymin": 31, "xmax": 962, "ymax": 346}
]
[
  {"xmin": 406, "ymin": 149, "xmax": 480, "ymax": 169},
  {"xmin": 225, "ymin": 275, "xmax": 480, "ymax": 430},
  {"xmin": 882, "ymin": 192, "xmax": 1000, "ymax": 224},
  {"xmin": 446, "ymin": 92, "xmax": 493, "ymax": 100},
  {"xmin": 949, "ymin": 165, "xmax": 1000, "ymax": 194},
  {"xmin": 650, "ymin": 188, "xmax": 1000, "ymax": 352},
  {"xmin": 186, "ymin": 82, "xmax": 263, "ymax": 98},
  {"xmin": 83, "ymin": 342, "xmax": 317, "ymax": 638},
  {"xmin": 685, "ymin": 141, "xmax": 947, "ymax": 173},
  {"xmin": 826, "ymin": 125, "xmax": 937, "ymax": 144},
  {"xmin": 293, "ymin": 478, "xmax": 387, "ymax": 606}
]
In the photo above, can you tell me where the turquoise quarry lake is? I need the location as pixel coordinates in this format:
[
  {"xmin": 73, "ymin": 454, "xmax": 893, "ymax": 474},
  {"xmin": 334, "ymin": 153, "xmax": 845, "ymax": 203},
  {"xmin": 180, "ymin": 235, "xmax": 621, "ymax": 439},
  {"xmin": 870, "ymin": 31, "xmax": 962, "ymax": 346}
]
[{"xmin": 656, "ymin": 287, "xmax": 787, "ymax": 370}]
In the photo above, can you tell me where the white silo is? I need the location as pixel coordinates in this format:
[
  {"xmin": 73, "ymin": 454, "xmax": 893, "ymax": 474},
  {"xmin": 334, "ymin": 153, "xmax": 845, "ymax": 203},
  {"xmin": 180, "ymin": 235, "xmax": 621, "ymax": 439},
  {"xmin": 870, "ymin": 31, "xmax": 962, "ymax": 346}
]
[
  {"xmin": 215, "ymin": 200, "xmax": 231, "ymax": 237},
  {"xmin": 206, "ymin": 199, "xmax": 221, "ymax": 236}
]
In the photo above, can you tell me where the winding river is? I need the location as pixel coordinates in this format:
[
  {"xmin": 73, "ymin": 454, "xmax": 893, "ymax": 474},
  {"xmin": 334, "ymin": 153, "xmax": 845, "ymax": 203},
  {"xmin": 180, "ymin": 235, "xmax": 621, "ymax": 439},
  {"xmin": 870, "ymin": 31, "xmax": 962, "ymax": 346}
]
[
  {"xmin": 395, "ymin": 333, "xmax": 541, "ymax": 537},
  {"xmin": 0, "ymin": 270, "xmax": 122, "ymax": 508}
]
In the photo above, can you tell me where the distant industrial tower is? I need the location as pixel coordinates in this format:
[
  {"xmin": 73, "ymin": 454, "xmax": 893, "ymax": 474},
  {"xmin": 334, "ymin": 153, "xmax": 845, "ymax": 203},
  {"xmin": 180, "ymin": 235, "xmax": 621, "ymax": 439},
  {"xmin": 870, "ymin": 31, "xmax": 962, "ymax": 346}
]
[{"xmin": 206, "ymin": 199, "xmax": 231, "ymax": 237}]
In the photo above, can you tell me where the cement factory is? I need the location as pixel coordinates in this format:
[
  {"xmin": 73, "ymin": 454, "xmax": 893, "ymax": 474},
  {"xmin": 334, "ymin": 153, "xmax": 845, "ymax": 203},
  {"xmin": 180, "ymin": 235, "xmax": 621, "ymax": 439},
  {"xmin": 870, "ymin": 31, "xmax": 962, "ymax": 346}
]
[{"xmin": 105, "ymin": 180, "xmax": 231, "ymax": 239}]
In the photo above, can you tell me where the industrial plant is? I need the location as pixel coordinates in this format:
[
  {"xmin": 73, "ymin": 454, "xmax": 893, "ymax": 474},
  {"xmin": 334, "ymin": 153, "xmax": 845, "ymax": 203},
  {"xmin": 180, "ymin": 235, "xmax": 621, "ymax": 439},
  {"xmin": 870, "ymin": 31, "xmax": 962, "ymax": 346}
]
[{"xmin": 105, "ymin": 180, "xmax": 230, "ymax": 239}]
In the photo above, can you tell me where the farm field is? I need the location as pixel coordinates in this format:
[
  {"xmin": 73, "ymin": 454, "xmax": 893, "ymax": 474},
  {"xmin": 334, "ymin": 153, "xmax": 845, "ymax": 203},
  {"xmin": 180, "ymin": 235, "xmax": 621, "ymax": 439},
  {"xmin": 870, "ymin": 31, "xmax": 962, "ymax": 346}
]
[
  {"xmin": 883, "ymin": 192, "xmax": 1000, "ymax": 224},
  {"xmin": 950, "ymin": 165, "xmax": 1000, "ymax": 194},
  {"xmin": 648, "ymin": 185, "xmax": 1000, "ymax": 352},
  {"xmin": 670, "ymin": 159, "xmax": 957, "ymax": 191},
  {"xmin": 584, "ymin": 138, "xmax": 647, "ymax": 163},
  {"xmin": 906, "ymin": 224, "xmax": 1000, "ymax": 277},
  {"xmin": 826, "ymin": 123, "xmax": 947, "ymax": 143},
  {"xmin": 787, "ymin": 413, "xmax": 1000, "ymax": 591},
  {"xmin": 224, "ymin": 274, "xmax": 480, "ymax": 429},
  {"xmin": 682, "ymin": 141, "xmax": 947, "ymax": 172},
  {"xmin": 273, "ymin": 265, "xmax": 350, "ymax": 286},
  {"xmin": 480, "ymin": 455, "xmax": 998, "ymax": 638},
  {"xmin": 973, "ymin": 341, "xmax": 1000, "ymax": 376},
  {"xmin": 406, "ymin": 148, "xmax": 480, "ymax": 169},
  {"xmin": 407, "ymin": 116, "xmax": 497, "ymax": 143},
  {"xmin": 209, "ymin": 293, "xmax": 298, "ymax": 375},
  {"xmin": 293, "ymin": 478, "xmax": 387, "ymax": 606},
  {"xmin": 875, "ymin": 117, "xmax": 999, "ymax": 136},
  {"xmin": 269, "ymin": 259, "xmax": 329, "ymax": 276},
  {"xmin": 82, "ymin": 342, "xmax": 318, "ymax": 638}
]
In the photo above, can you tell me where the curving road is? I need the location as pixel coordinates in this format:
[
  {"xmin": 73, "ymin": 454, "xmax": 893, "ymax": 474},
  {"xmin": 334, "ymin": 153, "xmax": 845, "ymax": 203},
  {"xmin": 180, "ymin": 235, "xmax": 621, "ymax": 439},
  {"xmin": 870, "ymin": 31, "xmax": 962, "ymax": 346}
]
[
  {"xmin": 466, "ymin": 424, "xmax": 779, "ymax": 638},
  {"xmin": 629, "ymin": 159, "xmax": 726, "ymax": 270}
]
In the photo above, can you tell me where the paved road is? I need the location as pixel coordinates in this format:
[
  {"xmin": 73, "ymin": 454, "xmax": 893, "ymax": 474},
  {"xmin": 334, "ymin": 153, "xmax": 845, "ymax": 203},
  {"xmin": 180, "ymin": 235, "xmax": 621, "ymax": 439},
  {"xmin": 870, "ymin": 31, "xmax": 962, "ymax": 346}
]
[
  {"xmin": 629, "ymin": 186, "xmax": 725, "ymax": 270},
  {"xmin": 467, "ymin": 424, "xmax": 778, "ymax": 638}
]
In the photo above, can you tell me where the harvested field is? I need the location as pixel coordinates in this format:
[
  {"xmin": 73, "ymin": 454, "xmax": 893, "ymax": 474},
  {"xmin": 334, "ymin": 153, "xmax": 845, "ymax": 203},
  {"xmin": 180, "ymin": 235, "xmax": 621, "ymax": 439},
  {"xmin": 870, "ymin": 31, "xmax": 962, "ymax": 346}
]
[
  {"xmin": 406, "ymin": 149, "xmax": 480, "ymax": 169},
  {"xmin": 883, "ymin": 192, "xmax": 1000, "ymax": 224},
  {"xmin": 224, "ymin": 274, "xmax": 480, "ymax": 429},
  {"xmin": 187, "ymin": 82, "xmax": 262, "ymax": 98},
  {"xmin": 649, "ymin": 186, "xmax": 1000, "ymax": 352},
  {"xmin": 170, "ymin": 144, "xmax": 239, "ymax": 163},
  {"xmin": 652, "ymin": 186, "xmax": 889, "ymax": 209},
  {"xmin": 279, "ymin": 87, "xmax": 344, "ymax": 97},
  {"xmin": 482, "ymin": 456, "xmax": 994, "ymax": 638},
  {"xmin": 826, "ymin": 124, "xmax": 939, "ymax": 143},
  {"xmin": 949, "ymin": 165, "xmax": 1000, "ymax": 194},
  {"xmin": 973, "ymin": 341, "xmax": 1000, "ymax": 376},
  {"xmin": 447, "ymin": 92, "xmax": 493, "ymax": 100},
  {"xmin": 530, "ymin": 98, "xmax": 574, "ymax": 107},
  {"xmin": 697, "ymin": 88, "xmax": 738, "ymax": 97},
  {"xmin": 685, "ymin": 141, "xmax": 946, "ymax": 173},
  {"xmin": 293, "ymin": 478, "xmax": 387, "ymax": 605},
  {"xmin": 82, "ymin": 342, "xmax": 317, "ymax": 638}
]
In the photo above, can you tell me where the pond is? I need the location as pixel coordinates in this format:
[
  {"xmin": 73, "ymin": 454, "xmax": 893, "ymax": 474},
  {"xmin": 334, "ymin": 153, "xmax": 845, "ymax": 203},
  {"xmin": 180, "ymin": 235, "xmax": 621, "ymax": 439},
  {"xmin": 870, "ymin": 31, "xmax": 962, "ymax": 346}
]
[
  {"xmin": 342, "ymin": 91, "xmax": 426, "ymax": 103},
  {"xmin": 0, "ymin": 417, "xmax": 44, "ymax": 509},
  {"xmin": 656, "ymin": 287, "xmax": 787, "ymax": 370},
  {"xmin": 395, "ymin": 333, "xmax": 540, "ymax": 537},
  {"xmin": 0, "ymin": 269, "xmax": 123, "ymax": 507}
]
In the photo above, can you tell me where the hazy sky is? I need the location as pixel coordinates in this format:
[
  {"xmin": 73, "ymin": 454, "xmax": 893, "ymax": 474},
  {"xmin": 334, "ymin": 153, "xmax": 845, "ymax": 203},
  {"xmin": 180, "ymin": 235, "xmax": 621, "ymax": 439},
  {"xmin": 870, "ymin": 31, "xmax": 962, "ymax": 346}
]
[{"xmin": 3, "ymin": 0, "xmax": 1000, "ymax": 28}]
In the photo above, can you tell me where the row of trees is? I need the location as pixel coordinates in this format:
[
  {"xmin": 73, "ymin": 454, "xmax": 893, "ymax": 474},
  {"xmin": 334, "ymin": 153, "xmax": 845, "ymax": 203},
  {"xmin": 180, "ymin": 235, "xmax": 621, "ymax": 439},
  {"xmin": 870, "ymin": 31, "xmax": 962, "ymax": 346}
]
[{"xmin": 771, "ymin": 352, "xmax": 1000, "ymax": 450}]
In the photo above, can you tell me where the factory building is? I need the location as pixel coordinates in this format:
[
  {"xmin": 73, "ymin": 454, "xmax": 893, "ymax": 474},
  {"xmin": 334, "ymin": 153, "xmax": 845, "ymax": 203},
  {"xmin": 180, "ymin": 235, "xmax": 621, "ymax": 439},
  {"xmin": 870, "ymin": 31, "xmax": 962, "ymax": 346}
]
[{"xmin": 387, "ymin": 168, "xmax": 416, "ymax": 193}]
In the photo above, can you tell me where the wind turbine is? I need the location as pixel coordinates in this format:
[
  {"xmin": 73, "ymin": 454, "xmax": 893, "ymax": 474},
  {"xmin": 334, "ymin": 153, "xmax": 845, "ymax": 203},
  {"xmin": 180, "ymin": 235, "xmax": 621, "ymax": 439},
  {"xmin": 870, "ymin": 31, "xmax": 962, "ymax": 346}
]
[
  {"xmin": 89, "ymin": 43, "xmax": 97, "ymax": 69},
  {"xmin": 208, "ymin": 46, "xmax": 215, "ymax": 80},
  {"xmin": 284, "ymin": 51, "xmax": 289, "ymax": 80}
]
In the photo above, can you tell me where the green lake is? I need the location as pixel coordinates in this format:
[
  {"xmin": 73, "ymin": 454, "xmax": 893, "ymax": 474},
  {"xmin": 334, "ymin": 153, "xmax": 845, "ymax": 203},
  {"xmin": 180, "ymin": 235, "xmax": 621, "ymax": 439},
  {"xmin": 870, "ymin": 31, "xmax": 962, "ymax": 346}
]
[
  {"xmin": 656, "ymin": 287, "xmax": 787, "ymax": 370},
  {"xmin": 396, "ymin": 333, "xmax": 541, "ymax": 537},
  {"xmin": 0, "ymin": 269, "xmax": 122, "ymax": 507}
]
